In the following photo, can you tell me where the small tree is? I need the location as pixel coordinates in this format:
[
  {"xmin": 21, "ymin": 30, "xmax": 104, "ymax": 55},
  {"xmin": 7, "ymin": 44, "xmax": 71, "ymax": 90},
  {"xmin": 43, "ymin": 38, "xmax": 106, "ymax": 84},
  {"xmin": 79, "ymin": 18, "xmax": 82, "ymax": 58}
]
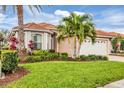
[{"xmin": 111, "ymin": 35, "xmax": 122, "ymax": 53}]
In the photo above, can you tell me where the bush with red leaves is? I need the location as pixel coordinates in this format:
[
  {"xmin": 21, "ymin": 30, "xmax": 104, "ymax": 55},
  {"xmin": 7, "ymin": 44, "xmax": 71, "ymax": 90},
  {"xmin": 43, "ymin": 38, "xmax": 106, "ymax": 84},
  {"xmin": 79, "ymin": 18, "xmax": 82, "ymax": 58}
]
[
  {"xmin": 9, "ymin": 36, "xmax": 19, "ymax": 50},
  {"xmin": 28, "ymin": 40, "xmax": 34, "ymax": 49}
]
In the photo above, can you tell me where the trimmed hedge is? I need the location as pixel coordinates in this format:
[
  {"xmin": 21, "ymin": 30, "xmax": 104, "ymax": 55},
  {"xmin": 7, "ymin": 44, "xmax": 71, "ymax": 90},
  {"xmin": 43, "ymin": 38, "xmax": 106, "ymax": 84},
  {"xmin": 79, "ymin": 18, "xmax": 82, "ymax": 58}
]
[
  {"xmin": 24, "ymin": 50, "xmax": 68, "ymax": 62},
  {"xmin": 59, "ymin": 53, "xmax": 68, "ymax": 60},
  {"xmin": 33, "ymin": 50, "xmax": 47, "ymax": 55},
  {"xmin": 79, "ymin": 55, "xmax": 108, "ymax": 61},
  {"xmin": 25, "ymin": 56, "xmax": 41, "ymax": 63},
  {"xmin": 1, "ymin": 50, "xmax": 19, "ymax": 73}
]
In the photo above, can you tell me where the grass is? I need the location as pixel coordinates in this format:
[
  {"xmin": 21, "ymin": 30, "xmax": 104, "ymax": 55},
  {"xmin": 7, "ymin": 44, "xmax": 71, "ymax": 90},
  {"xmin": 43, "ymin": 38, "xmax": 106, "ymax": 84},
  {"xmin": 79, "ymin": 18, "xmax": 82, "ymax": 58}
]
[{"xmin": 6, "ymin": 61, "xmax": 124, "ymax": 88}]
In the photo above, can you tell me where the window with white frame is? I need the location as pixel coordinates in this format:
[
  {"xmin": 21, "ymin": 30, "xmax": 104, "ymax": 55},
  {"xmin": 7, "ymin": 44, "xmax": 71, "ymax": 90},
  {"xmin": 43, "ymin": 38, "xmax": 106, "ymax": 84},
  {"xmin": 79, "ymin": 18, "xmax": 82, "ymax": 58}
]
[
  {"xmin": 33, "ymin": 34, "xmax": 42, "ymax": 49},
  {"xmin": 47, "ymin": 33, "xmax": 52, "ymax": 50}
]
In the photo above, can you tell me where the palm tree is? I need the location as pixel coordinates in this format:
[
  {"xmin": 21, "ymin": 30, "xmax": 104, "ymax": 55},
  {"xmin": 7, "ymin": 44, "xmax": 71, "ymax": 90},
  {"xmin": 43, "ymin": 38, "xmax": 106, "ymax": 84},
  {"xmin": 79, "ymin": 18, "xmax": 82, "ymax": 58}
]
[
  {"xmin": 1, "ymin": 5, "xmax": 42, "ymax": 51},
  {"xmin": 57, "ymin": 12, "xmax": 96, "ymax": 58}
]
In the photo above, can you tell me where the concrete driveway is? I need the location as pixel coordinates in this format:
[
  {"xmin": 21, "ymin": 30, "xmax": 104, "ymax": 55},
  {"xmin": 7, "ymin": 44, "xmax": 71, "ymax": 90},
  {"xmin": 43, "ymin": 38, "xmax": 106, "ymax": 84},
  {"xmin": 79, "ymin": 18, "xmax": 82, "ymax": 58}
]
[{"xmin": 109, "ymin": 55, "xmax": 124, "ymax": 62}]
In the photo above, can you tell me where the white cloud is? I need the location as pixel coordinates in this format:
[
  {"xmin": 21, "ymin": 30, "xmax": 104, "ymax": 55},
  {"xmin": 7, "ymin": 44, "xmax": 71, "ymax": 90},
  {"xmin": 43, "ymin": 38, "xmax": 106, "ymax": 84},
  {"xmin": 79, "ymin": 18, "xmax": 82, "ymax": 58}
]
[
  {"xmin": 54, "ymin": 10, "xmax": 70, "ymax": 17},
  {"xmin": 54, "ymin": 9, "xmax": 92, "ymax": 17},
  {"xmin": 73, "ymin": 11, "xmax": 85, "ymax": 16},
  {"xmin": 0, "ymin": 13, "xmax": 5, "ymax": 18}
]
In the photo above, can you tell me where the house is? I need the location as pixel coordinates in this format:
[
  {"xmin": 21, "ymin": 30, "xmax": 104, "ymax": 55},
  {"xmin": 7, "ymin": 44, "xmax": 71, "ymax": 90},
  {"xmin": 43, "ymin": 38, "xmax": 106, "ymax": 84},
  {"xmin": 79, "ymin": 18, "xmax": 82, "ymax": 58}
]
[
  {"xmin": 12, "ymin": 22, "xmax": 124, "ymax": 57},
  {"xmin": 12, "ymin": 23, "xmax": 57, "ymax": 50}
]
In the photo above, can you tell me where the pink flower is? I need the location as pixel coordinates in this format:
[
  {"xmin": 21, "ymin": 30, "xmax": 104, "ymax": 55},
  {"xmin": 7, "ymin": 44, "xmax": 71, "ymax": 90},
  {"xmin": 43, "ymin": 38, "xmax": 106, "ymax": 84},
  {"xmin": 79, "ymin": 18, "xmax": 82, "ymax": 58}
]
[{"xmin": 9, "ymin": 36, "xmax": 19, "ymax": 50}]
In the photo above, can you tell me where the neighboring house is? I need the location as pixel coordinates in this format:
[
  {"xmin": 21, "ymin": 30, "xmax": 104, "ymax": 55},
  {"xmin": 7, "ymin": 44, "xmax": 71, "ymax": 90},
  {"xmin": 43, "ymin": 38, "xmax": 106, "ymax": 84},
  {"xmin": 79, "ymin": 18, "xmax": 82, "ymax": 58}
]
[
  {"xmin": 11, "ymin": 22, "xmax": 124, "ymax": 57},
  {"xmin": 12, "ymin": 23, "xmax": 57, "ymax": 50}
]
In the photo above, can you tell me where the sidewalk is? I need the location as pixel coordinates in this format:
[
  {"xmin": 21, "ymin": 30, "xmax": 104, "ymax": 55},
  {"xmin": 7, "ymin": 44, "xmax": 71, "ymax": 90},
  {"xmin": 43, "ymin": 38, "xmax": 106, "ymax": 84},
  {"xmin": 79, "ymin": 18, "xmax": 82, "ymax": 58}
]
[{"xmin": 103, "ymin": 79, "xmax": 124, "ymax": 88}]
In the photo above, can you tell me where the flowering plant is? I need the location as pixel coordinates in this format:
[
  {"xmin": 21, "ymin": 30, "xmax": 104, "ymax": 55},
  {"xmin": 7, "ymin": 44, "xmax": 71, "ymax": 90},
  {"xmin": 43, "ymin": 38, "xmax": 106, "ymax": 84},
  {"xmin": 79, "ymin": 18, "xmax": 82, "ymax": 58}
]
[
  {"xmin": 9, "ymin": 36, "xmax": 18, "ymax": 50},
  {"xmin": 28, "ymin": 40, "xmax": 34, "ymax": 49}
]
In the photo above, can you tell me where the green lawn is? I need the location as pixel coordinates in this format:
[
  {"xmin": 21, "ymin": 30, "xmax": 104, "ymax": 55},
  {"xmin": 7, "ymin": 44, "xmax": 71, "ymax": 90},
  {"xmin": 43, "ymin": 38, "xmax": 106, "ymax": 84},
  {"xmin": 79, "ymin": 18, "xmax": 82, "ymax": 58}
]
[{"xmin": 6, "ymin": 61, "xmax": 124, "ymax": 88}]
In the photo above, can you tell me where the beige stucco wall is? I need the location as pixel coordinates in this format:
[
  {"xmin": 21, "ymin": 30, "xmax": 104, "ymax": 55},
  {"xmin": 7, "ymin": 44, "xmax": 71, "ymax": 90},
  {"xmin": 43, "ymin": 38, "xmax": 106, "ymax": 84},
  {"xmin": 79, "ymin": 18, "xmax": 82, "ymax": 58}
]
[{"xmin": 57, "ymin": 37, "xmax": 78, "ymax": 57}]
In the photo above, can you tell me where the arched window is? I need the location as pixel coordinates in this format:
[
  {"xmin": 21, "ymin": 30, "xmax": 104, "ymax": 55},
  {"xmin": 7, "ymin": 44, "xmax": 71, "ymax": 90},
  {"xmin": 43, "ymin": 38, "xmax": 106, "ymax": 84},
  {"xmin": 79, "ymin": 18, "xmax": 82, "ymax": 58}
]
[{"xmin": 33, "ymin": 34, "xmax": 42, "ymax": 49}]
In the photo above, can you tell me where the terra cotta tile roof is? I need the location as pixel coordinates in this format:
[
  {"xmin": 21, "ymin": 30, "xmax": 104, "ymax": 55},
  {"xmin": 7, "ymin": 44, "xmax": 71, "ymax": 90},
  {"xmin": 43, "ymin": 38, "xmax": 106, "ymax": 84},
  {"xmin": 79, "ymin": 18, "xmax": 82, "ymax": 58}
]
[
  {"xmin": 13, "ymin": 22, "xmax": 56, "ymax": 31},
  {"xmin": 13, "ymin": 23, "xmax": 124, "ymax": 38},
  {"xmin": 96, "ymin": 29, "xmax": 124, "ymax": 38}
]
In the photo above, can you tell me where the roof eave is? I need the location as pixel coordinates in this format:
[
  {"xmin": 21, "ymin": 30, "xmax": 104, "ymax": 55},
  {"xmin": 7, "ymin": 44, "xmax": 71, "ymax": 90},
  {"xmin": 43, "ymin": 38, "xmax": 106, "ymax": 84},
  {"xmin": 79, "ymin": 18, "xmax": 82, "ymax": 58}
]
[
  {"xmin": 97, "ymin": 35, "xmax": 113, "ymax": 38},
  {"xmin": 12, "ymin": 28, "xmax": 57, "ymax": 34}
]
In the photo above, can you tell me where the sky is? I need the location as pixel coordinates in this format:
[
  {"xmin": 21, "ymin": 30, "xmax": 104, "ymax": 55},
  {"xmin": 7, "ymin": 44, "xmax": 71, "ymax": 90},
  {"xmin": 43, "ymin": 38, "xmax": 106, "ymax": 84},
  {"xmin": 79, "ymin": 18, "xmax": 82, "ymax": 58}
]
[{"xmin": 0, "ymin": 5, "xmax": 124, "ymax": 34}]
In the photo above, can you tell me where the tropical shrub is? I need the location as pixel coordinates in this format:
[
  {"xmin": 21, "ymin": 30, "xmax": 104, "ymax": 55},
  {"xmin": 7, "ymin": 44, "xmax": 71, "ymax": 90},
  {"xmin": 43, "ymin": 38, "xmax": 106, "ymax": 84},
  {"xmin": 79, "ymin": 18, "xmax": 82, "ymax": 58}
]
[
  {"xmin": 48, "ymin": 49, "xmax": 55, "ymax": 53},
  {"xmin": 25, "ymin": 56, "xmax": 41, "ymax": 63},
  {"xmin": 33, "ymin": 50, "xmax": 48, "ymax": 56},
  {"xmin": 102, "ymin": 56, "xmax": 108, "ymax": 60},
  {"xmin": 9, "ymin": 36, "xmax": 19, "ymax": 50},
  {"xmin": 79, "ymin": 55, "xmax": 108, "ymax": 61},
  {"xmin": 120, "ymin": 40, "xmax": 124, "ymax": 51},
  {"xmin": 28, "ymin": 40, "xmax": 34, "ymax": 49},
  {"xmin": 59, "ymin": 53, "xmax": 68, "ymax": 60},
  {"xmin": 41, "ymin": 53, "xmax": 59, "ymax": 61},
  {"xmin": 79, "ymin": 55, "xmax": 89, "ymax": 61},
  {"xmin": 25, "ymin": 50, "xmax": 69, "ymax": 62},
  {"xmin": 1, "ymin": 50, "xmax": 19, "ymax": 73}
]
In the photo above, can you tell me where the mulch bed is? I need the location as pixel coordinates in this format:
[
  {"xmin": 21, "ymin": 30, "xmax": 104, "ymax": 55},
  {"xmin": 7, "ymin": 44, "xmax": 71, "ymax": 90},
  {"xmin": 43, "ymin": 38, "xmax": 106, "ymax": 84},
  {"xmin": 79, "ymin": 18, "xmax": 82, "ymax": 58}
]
[{"xmin": 0, "ymin": 67, "xmax": 29, "ymax": 87}]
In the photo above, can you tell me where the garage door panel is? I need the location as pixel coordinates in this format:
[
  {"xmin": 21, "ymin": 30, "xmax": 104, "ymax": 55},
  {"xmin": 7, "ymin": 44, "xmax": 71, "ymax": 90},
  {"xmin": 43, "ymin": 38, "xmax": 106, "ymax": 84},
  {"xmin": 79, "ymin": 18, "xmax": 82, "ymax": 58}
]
[{"xmin": 79, "ymin": 39, "xmax": 108, "ymax": 56}]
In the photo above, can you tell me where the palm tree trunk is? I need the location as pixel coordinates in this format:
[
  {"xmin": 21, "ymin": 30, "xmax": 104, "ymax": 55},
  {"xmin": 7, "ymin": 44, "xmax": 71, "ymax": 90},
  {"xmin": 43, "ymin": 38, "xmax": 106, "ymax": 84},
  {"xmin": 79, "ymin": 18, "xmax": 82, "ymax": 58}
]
[
  {"xmin": 73, "ymin": 36, "xmax": 77, "ymax": 58},
  {"xmin": 68, "ymin": 37, "xmax": 74, "ymax": 58},
  {"xmin": 77, "ymin": 43, "xmax": 81, "ymax": 57},
  {"xmin": 17, "ymin": 5, "xmax": 25, "ymax": 50}
]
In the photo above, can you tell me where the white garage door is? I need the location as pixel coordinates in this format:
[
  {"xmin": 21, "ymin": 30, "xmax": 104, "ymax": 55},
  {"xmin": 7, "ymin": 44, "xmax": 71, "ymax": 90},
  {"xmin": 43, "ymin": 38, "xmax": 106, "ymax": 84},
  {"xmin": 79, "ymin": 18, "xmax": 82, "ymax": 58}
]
[{"xmin": 79, "ymin": 38, "xmax": 108, "ymax": 56}]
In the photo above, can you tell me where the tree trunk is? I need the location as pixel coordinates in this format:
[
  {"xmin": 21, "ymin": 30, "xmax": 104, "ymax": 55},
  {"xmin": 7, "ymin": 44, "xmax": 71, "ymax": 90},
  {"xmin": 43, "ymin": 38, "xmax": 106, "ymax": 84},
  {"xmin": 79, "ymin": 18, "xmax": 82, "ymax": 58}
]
[
  {"xmin": 77, "ymin": 43, "xmax": 81, "ymax": 57},
  {"xmin": 73, "ymin": 36, "xmax": 77, "ymax": 58},
  {"xmin": 17, "ymin": 5, "xmax": 26, "ymax": 62},
  {"xmin": 17, "ymin": 5, "xmax": 25, "ymax": 50},
  {"xmin": 68, "ymin": 37, "xmax": 74, "ymax": 58}
]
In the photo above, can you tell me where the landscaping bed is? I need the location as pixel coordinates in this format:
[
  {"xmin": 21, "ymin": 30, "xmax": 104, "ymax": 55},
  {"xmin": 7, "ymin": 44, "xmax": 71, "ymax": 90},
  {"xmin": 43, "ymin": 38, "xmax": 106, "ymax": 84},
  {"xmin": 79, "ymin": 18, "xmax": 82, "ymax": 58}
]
[
  {"xmin": 23, "ymin": 50, "xmax": 108, "ymax": 63},
  {"xmin": 4, "ymin": 61, "xmax": 124, "ymax": 88},
  {"xmin": 0, "ymin": 67, "xmax": 29, "ymax": 87}
]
